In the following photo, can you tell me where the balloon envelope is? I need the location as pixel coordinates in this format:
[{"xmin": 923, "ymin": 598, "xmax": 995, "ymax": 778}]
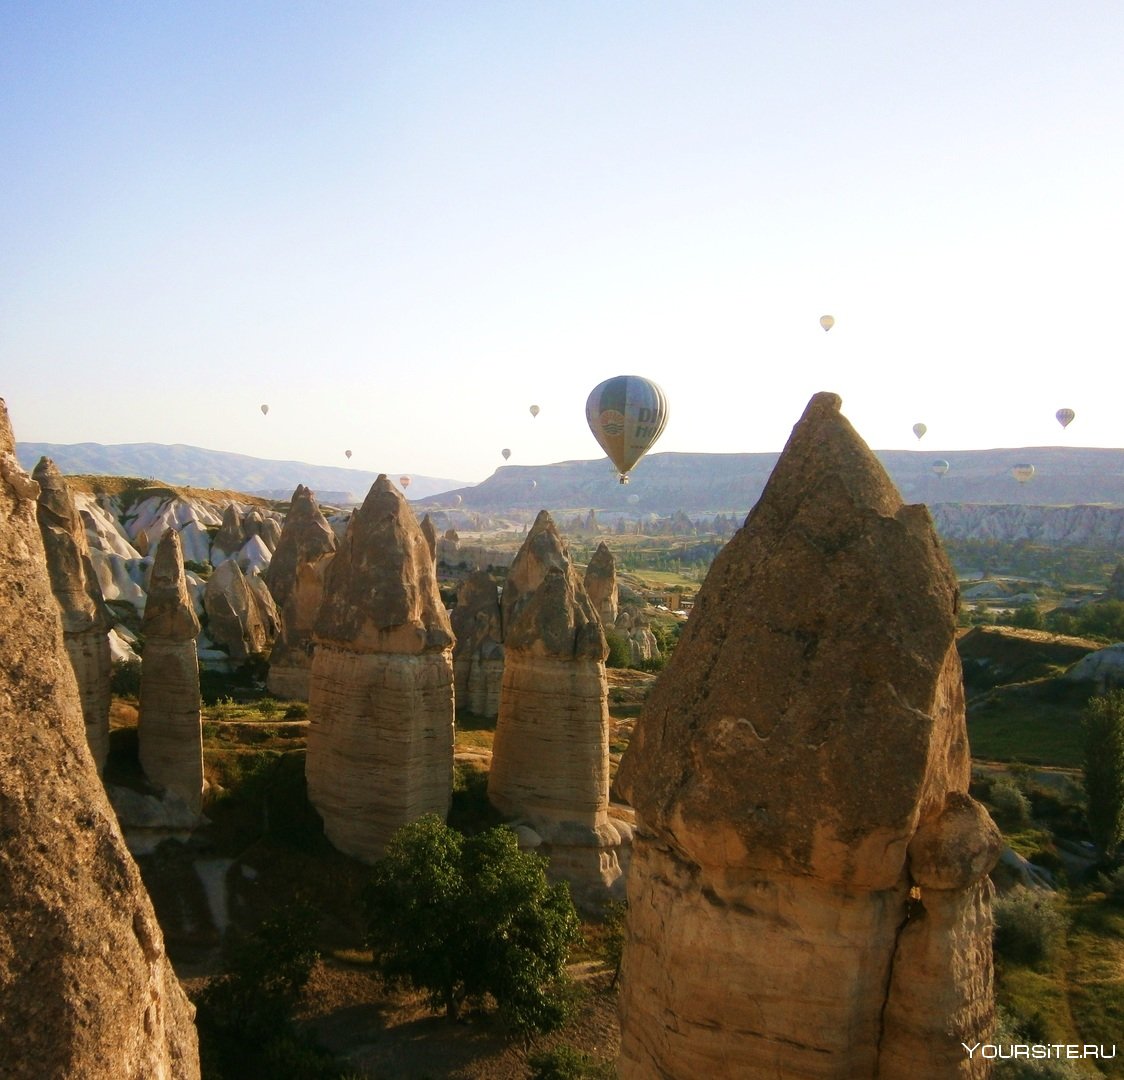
[
  {"xmin": 529, "ymin": 405, "xmax": 540, "ymax": 418},
  {"xmin": 1056, "ymin": 408, "xmax": 1075, "ymax": 429},
  {"xmin": 819, "ymin": 315, "xmax": 834, "ymax": 332},
  {"xmin": 1012, "ymin": 464, "xmax": 1035, "ymax": 484},
  {"xmin": 912, "ymin": 423, "xmax": 927, "ymax": 440},
  {"xmin": 501, "ymin": 448, "xmax": 511, "ymax": 460},
  {"xmin": 585, "ymin": 375, "xmax": 669, "ymax": 483},
  {"xmin": 399, "ymin": 475, "xmax": 411, "ymax": 489},
  {"xmin": 260, "ymin": 404, "xmax": 269, "ymax": 416},
  {"xmin": 932, "ymin": 459, "xmax": 950, "ymax": 477},
  {"xmin": 345, "ymin": 450, "xmax": 352, "ymax": 459}
]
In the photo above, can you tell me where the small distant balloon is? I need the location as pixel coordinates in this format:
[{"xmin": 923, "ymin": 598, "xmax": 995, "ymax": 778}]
[
  {"xmin": 1012, "ymin": 463, "xmax": 1035, "ymax": 484},
  {"xmin": 627, "ymin": 493, "xmax": 640, "ymax": 505},
  {"xmin": 345, "ymin": 449, "xmax": 352, "ymax": 460},
  {"xmin": 399, "ymin": 475, "xmax": 411, "ymax": 489},
  {"xmin": 529, "ymin": 479, "xmax": 537, "ymax": 490},
  {"xmin": 912, "ymin": 423, "xmax": 927, "ymax": 440},
  {"xmin": 819, "ymin": 315, "xmax": 835, "ymax": 332},
  {"xmin": 529, "ymin": 405, "xmax": 540, "ymax": 418},
  {"xmin": 1056, "ymin": 408, "xmax": 1075, "ymax": 429},
  {"xmin": 501, "ymin": 448, "xmax": 511, "ymax": 461},
  {"xmin": 453, "ymin": 494, "xmax": 463, "ymax": 506},
  {"xmin": 585, "ymin": 374, "xmax": 669, "ymax": 484},
  {"xmin": 932, "ymin": 459, "xmax": 950, "ymax": 477},
  {"xmin": 260, "ymin": 404, "xmax": 269, "ymax": 416}
]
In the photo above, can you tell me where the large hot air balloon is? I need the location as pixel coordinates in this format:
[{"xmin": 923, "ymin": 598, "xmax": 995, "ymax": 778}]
[
  {"xmin": 932, "ymin": 459, "xmax": 950, "ymax": 477},
  {"xmin": 585, "ymin": 375, "xmax": 669, "ymax": 484},
  {"xmin": 501, "ymin": 448, "xmax": 511, "ymax": 461},
  {"xmin": 912, "ymin": 423, "xmax": 927, "ymax": 440},
  {"xmin": 1012, "ymin": 463, "xmax": 1035, "ymax": 484},
  {"xmin": 1056, "ymin": 408, "xmax": 1075, "ymax": 429},
  {"xmin": 260, "ymin": 404, "xmax": 269, "ymax": 416},
  {"xmin": 819, "ymin": 315, "xmax": 835, "ymax": 332},
  {"xmin": 399, "ymin": 475, "xmax": 411, "ymax": 489},
  {"xmin": 345, "ymin": 449, "xmax": 352, "ymax": 460},
  {"xmin": 529, "ymin": 405, "xmax": 540, "ymax": 418}
]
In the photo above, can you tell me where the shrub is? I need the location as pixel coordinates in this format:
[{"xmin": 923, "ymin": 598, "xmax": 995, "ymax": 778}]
[
  {"xmin": 1098, "ymin": 864, "xmax": 1124, "ymax": 906},
  {"xmin": 993, "ymin": 887, "xmax": 1067, "ymax": 968},
  {"xmin": 989, "ymin": 778, "xmax": 1033, "ymax": 830},
  {"xmin": 110, "ymin": 658, "xmax": 142, "ymax": 698},
  {"xmin": 604, "ymin": 632, "xmax": 631, "ymax": 669},
  {"xmin": 528, "ymin": 1044, "xmax": 615, "ymax": 1079},
  {"xmin": 363, "ymin": 815, "xmax": 581, "ymax": 1033},
  {"xmin": 1083, "ymin": 690, "xmax": 1124, "ymax": 860}
]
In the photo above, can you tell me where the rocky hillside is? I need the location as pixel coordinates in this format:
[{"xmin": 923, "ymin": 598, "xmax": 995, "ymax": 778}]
[{"xmin": 14, "ymin": 442, "xmax": 466, "ymax": 503}]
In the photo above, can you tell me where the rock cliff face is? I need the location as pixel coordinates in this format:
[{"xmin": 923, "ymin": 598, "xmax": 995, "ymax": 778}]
[
  {"xmin": 584, "ymin": 541, "xmax": 619, "ymax": 627},
  {"xmin": 489, "ymin": 515, "xmax": 627, "ymax": 908},
  {"xmin": 0, "ymin": 401, "xmax": 199, "ymax": 1080},
  {"xmin": 139, "ymin": 529, "xmax": 204, "ymax": 818},
  {"xmin": 615, "ymin": 393, "xmax": 1001, "ymax": 1079},
  {"xmin": 202, "ymin": 558, "xmax": 274, "ymax": 659},
  {"xmin": 33, "ymin": 457, "xmax": 112, "ymax": 773},
  {"xmin": 450, "ymin": 569, "xmax": 504, "ymax": 718},
  {"xmin": 306, "ymin": 475, "xmax": 455, "ymax": 862}
]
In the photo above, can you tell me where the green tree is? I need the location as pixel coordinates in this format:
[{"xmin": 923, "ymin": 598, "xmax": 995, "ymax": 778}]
[
  {"xmin": 1083, "ymin": 690, "xmax": 1124, "ymax": 860},
  {"xmin": 363, "ymin": 815, "xmax": 582, "ymax": 1032}
]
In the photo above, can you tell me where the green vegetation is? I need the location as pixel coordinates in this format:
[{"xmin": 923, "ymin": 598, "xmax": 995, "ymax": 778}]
[
  {"xmin": 1083, "ymin": 691, "xmax": 1124, "ymax": 860},
  {"xmin": 527, "ymin": 1044, "xmax": 616, "ymax": 1079},
  {"xmin": 363, "ymin": 815, "xmax": 582, "ymax": 1032},
  {"xmin": 1049, "ymin": 600, "xmax": 1124, "ymax": 644}
]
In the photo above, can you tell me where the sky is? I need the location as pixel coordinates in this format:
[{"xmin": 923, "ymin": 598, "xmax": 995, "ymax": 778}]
[{"xmin": 2, "ymin": 1, "xmax": 1122, "ymax": 484}]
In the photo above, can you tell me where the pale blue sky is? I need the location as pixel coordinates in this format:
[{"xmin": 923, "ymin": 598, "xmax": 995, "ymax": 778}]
[{"xmin": 3, "ymin": 1, "xmax": 1122, "ymax": 483}]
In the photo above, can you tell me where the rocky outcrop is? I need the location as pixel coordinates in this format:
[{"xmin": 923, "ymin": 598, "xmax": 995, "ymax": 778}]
[
  {"xmin": 202, "ymin": 558, "xmax": 274, "ymax": 659},
  {"xmin": 0, "ymin": 400, "xmax": 199, "ymax": 1080},
  {"xmin": 450, "ymin": 570, "xmax": 504, "ymax": 718},
  {"xmin": 265, "ymin": 486, "xmax": 338, "ymax": 699},
  {"xmin": 614, "ymin": 609, "xmax": 660, "ymax": 667},
  {"xmin": 306, "ymin": 475, "xmax": 455, "ymax": 862},
  {"xmin": 211, "ymin": 504, "xmax": 246, "ymax": 559},
  {"xmin": 33, "ymin": 457, "xmax": 112, "ymax": 773},
  {"xmin": 420, "ymin": 513, "xmax": 438, "ymax": 562},
  {"xmin": 584, "ymin": 541, "xmax": 618, "ymax": 627},
  {"xmin": 489, "ymin": 515, "xmax": 627, "ymax": 908},
  {"xmin": 615, "ymin": 393, "xmax": 1002, "ymax": 1079},
  {"xmin": 139, "ymin": 530, "xmax": 204, "ymax": 818}
]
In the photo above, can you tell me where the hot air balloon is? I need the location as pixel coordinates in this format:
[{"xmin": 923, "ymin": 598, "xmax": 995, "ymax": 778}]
[
  {"xmin": 1012, "ymin": 464, "xmax": 1035, "ymax": 484},
  {"xmin": 260, "ymin": 404, "xmax": 269, "ymax": 416},
  {"xmin": 453, "ymin": 494, "xmax": 463, "ymax": 506},
  {"xmin": 913, "ymin": 423, "xmax": 927, "ymax": 440},
  {"xmin": 1056, "ymin": 408, "xmax": 1075, "ymax": 429},
  {"xmin": 529, "ymin": 405, "xmax": 540, "ymax": 418},
  {"xmin": 932, "ymin": 459, "xmax": 950, "ymax": 477},
  {"xmin": 585, "ymin": 375, "xmax": 669, "ymax": 484},
  {"xmin": 501, "ymin": 448, "xmax": 511, "ymax": 461},
  {"xmin": 819, "ymin": 315, "xmax": 835, "ymax": 332},
  {"xmin": 529, "ymin": 479, "xmax": 537, "ymax": 490},
  {"xmin": 399, "ymin": 475, "xmax": 411, "ymax": 489},
  {"xmin": 627, "ymin": 493, "xmax": 640, "ymax": 505},
  {"xmin": 345, "ymin": 449, "xmax": 352, "ymax": 460}
]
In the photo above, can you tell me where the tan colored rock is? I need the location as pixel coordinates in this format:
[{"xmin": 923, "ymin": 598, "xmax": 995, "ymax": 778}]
[
  {"xmin": 33, "ymin": 457, "xmax": 112, "ymax": 773},
  {"xmin": 584, "ymin": 541, "xmax": 619, "ymax": 627},
  {"xmin": 615, "ymin": 393, "xmax": 1000, "ymax": 1079},
  {"xmin": 211, "ymin": 503, "xmax": 245, "ymax": 558},
  {"xmin": 139, "ymin": 529, "xmax": 204, "ymax": 817},
  {"xmin": 501, "ymin": 509, "xmax": 570, "ymax": 631},
  {"xmin": 450, "ymin": 569, "xmax": 504, "ymax": 718},
  {"xmin": 489, "ymin": 516, "xmax": 625, "ymax": 908},
  {"xmin": 0, "ymin": 399, "xmax": 199, "ymax": 1080},
  {"xmin": 420, "ymin": 513, "xmax": 438, "ymax": 562},
  {"xmin": 306, "ymin": 475, "xmax": 455, "ymax": 862},
  {"xmin": 202, "ymin": 558, "xmax": 271, "ymax": 659}
]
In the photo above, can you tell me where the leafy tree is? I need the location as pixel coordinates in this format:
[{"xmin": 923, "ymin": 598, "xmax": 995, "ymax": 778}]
[
  {"xmin": 363, "ymin": 815, "xmax": 581, "ymax": 1033},
  {"xmin": 604, "ymin": 631, "xmax": 631, "ymax": 669},
  {"xmin": 1084, "ymin": 691, "xmax": 1124, "ymax": 860}
]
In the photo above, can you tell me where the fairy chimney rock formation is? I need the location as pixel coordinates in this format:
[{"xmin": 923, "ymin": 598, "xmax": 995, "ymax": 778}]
[
  {"xmin": 211, "ymin": 503, "xmax": 245, "ymax": 559},
  {"xmin": 139, "ymin": 529, "xmax": 204, "ymax": 817},
  {"xmin": 615, "ymin": 392, "xmax": 1001, "ymax": 1080},
  {"xmin": 584, "ymin": 541, "xmax": 619, "ymax": 627},
  {"xmin": 265, "ymin": 486, "xmax": 338, "ymax": 698},
  {"xmin": 0, "ymin": 401, "xmax": 200, "ymax": 1079},
  {"xmin": 489, "ymin": 514, "xmax": 626, "ymax": 908},
  {"xmin": 306, "ymin": 475, "xmax": 455, "ymax": 862},
  {"xmin": 32, "ymin": 457, "xmax": 112, "ymax": 773},
  {"xmin": 202, "ymin": 558, "xmax": 272, "ymax": 659},
  {"xmin": 450, "ymin": 569, "xmax": 504, "ymax": 718},
  {"xmin": 420, "ymin": 513, "xmax": 438, "ymax": 562}
]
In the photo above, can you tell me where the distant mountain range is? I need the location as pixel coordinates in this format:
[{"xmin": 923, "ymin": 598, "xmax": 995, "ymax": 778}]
[
  {"xmin": 14, "ymin": 442, "xmax": 468, "ymax": 503},
  {"xmin": 16, "ymin": 441, "xmax": 1124, "ymax": 520}
]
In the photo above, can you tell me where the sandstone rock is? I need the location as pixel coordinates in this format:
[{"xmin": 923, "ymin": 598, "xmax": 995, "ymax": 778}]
[
  {"xmin": 450, "ymin": 569, "xmax": 504, "ymax": 718},
  {"xmin": 264, "ymin": 485, "xmax": 337, "ymax": 611},
  {"xmin": 139, "ymin": 529, "xmax": 204, "ymax": 817},
  {"xmin": 33, "ymin": 457, "xmax": 112, "ymax": 773},
  {"xmin": 489, "ymin": 517, "xmax": 625, "ymax": 909},
  {"xmin": 615, "ymin": 393, "xmax": 999, "ymax": 1079},
  {"xmin": 306, "ymin": 475, "xmax": 455, "ymax": 861},
  {"xmin": 0, "ymin": 399, "xmax": 199, "ymax": 1080},
  {"xmin": 584, "ymin": 541, "xmax": 619, "ymax": 627},
  {"xmin": 501, "ymin": 509, "xmax": 571, "ymax": 632},
  {"xmin": 211, "ymin": 503, "xmax": 245, "ymax": 559},
  {"xmin": 202, "ymin": 558, "xmax": 271, "ymax": 659},
  {"xmin": 1065, "ymin": 642, "xmax": 1124, "ymax": 692},
  {"xmin": 420, "ymin": 513, "xmax": 438, "ymax": 562}
]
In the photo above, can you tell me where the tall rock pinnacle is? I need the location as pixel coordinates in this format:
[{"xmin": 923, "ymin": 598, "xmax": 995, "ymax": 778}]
[
  {"xmin": 0, "ymin": 400, "xmax": 199, "ymax": 1079},
  {"xmin": 615, "ymin": 393, "xmax": 1001, "ymax": 1079}
]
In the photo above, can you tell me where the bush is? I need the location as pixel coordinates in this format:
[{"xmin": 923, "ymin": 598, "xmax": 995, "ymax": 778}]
[
  {"xmin": 989, "ymin": 778, "xmax": 1033, "ymax": 830},
  {"xmin": 604, "ymin": 631, "xmax": 631, "ymax": 669},
  {"xmin": 528, "ymin": 1044, "xmax": 615, "ymax": 1079},
  {"xmin": 1084, "ymin": 690, "xmax": 1124, "ymax": 860},
  {"xmin": 993, "ymin": 887, "xmax": 1067, "ymax": 968},
  {"xmin": 363, "ymin": 815, "xmax": 581, "ymax": 1033},
  {"xmin": 1098, "ymin": 864, "xmax": 1124, "ymax": 906},
  {"xmin": 110, "ymin": 658, "xmax": 142, "ymax": 697}
]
